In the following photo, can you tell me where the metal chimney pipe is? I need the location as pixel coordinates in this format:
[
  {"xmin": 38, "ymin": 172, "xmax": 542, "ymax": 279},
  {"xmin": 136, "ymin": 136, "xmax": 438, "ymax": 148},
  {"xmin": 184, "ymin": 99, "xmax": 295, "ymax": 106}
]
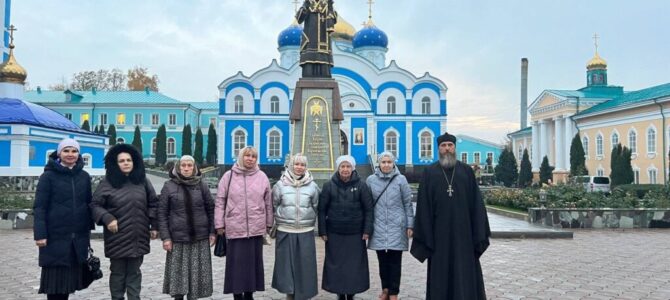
[{"xmin": 521, "ymin": 58, "xmax": 529, "ymax": 129}]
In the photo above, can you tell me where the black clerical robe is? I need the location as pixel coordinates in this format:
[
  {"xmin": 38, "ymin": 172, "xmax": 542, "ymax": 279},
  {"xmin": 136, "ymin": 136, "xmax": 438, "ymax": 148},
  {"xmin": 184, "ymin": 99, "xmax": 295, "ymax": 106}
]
[
  {"xmin": 296, "ymin": 0, "xmax": 336, "ymax": 67},
  {"xmin": 411, "ymin": 161, "xmax": 491, "ymax": 299}
]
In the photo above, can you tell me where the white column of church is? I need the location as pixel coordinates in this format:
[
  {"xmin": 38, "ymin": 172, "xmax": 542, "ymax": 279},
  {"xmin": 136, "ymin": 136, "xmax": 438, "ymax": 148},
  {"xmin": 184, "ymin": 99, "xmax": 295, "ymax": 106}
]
[
  {"xmin": 564, "ymin": 116, "xmax": 574, "ymax": 171},
  {"xmin": 253, "ymin": 120, "xmax": 261, "ymax": 150},
  {"xmin": 406, "ymin": 122, "xmax": 413, "ymax": 164},
  {"xmin": 218, "ymin": 120, "xmax": 226, "ymax": 165},
  {"xmin": 554, "ymin": 117, "xmax": 565, "ymax": 170},
  {"xmin": 532, "ymin": 121, "xmax": 540, "ymax": 171},
  {"xmin": 539, "ymin": 120, "xmax": 548, "ymax": 166}
]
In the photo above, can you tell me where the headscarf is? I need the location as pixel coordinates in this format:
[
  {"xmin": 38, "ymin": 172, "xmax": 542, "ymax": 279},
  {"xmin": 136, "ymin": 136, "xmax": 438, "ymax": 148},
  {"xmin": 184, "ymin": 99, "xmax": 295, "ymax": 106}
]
[
  {"xmin": 281, "ymin": 153, "xmax": 313, "ymax": 186},
  {"xmin": 335, "ymin": 155, "xmax": 356, "ymax": 170},
  {"xmin": 171, "ymin": 155, "xmax": 201, "ymax": 186},
  {"xmin": 235, "ymin": 146, "xmax": 258, "ymax": 171},
  {"xmin": 437, "ymin": 132, "xmax": 457, "ymax": 145}
]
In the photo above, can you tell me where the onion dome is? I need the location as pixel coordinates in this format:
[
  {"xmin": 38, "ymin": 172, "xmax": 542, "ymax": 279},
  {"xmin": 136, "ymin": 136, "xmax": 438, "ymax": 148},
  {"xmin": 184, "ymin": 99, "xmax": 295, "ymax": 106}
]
[
  {"xmin": 0, "ymin": 26, "xmax": 27, "ymax": 85},
  {"xmin": 277, "ymin": 19, "xmax": 302, "ymax": 48},
  {"xmin": 331, "ymin": 15, "xmax": 356, "ymax": 41},
  {"xmin": 586, "ymin": 52, "xmax": 607, "ymax": 70},
  {"xmin": 352, "ymin": 18, "xmax": 388, "ymax": 49}
]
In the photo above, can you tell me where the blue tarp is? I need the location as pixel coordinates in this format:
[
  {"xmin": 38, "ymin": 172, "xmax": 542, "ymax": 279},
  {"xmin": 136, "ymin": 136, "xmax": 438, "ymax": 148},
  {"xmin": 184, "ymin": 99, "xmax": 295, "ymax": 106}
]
[{"xmin": 0, "ymin": 98, "xmax": 88, "ymax": 133}]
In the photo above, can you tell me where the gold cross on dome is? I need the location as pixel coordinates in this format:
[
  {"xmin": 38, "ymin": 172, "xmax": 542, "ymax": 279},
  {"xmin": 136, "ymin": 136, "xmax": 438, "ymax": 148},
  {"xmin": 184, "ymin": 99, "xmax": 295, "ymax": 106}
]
[
  {"xmin": 8, "ymin": 24, "xmax": 16, "ymax": 45},
  {"xmin": 367, "ymin": 0, "xmax": 375, "ymax": 19},
  {"xmin": 593, "ymin": 33, "xmax": 600, "ymax": 53}
]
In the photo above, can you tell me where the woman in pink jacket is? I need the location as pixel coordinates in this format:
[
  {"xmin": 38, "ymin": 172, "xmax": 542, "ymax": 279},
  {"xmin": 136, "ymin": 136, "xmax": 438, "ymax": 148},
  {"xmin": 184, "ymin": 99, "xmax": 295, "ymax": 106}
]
[{"xmin": 215, "ymin": 146, "xmax": 273, "ymax": 300}]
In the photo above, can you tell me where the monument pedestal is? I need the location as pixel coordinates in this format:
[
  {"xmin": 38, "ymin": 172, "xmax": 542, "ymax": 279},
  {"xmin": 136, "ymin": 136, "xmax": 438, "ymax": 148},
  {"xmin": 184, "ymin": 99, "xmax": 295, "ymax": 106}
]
[{"xmin": 290, "ymin": 78, "xmax": 343, "ymax": 186}]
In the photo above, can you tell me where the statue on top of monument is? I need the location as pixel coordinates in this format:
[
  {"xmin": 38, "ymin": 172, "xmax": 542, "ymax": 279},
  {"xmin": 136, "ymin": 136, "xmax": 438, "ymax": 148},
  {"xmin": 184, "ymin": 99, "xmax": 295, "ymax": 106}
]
[{"xmin": 296, "ymin": 0, "xmax": 337, "ymax": 78}]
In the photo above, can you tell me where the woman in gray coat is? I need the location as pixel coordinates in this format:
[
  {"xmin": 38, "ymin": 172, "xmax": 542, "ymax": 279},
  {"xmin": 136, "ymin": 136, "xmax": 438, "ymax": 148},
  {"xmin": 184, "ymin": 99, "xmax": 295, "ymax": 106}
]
[
  {"xmin": 366, "ymin": 152, "xmax": 414, "ymax": 300},
  {"xmin": 158, "ymin": 155, "xmax": 216, "ymax": 300},
  {"xmin": 271, "ymin": 154, "xmax": 320, "ymax": 300}
]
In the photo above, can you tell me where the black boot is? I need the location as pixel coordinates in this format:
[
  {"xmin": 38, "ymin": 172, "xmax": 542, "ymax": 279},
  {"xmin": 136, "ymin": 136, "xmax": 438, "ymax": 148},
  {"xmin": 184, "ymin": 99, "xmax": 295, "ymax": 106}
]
[
  {"xmin": 346, "ymin": 294, "xmax": 355, "ymax": 300},
  {"xmin": 233, "ymin": 294, "xmax": 244, "ymax": 300},
  {"xmin": 243, "ymin": 292, "xmax": 254, "ymax": 300},
  {"xmin": 174, "ymin": 295, "xmax": 184, "ymax": 300},
  {"xmin": 337, "ymin": 295, "xmax": 346, "ymax": 300}
]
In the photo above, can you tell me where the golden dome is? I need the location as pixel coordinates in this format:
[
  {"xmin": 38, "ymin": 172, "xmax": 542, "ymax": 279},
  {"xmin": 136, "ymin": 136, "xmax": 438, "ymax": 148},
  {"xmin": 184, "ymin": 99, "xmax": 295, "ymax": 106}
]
[
  {"xmin": 331, "ymin": 15, "xmax": 356, "ymax": 41},
  {"xmin": 586, "ymin": 52, "xmax": 607, "ymax": 70},
  {"xmin": 0, "ymin": 26, "xmax": 27, "ymax": 85}
]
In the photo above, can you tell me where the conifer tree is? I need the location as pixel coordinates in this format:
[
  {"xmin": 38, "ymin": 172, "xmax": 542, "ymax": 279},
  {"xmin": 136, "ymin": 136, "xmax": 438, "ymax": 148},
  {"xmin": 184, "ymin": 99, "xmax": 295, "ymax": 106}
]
[
  {"xmin": 570, "ymin": 133, "xmax": 587, "ymax": 176},
  {"xmin": 194, "ymin": 127, "xmax": 204, "ymax": 165},
  {"xmin": 494, "ymin": 147, "xmax": 518, "ymax": 187},
  {"xmin": 81, "ymin": 120, "xmax": 90, "ymax": 131},
  {"xmin": 539, "ymin": 156, "xmax": 554, "ymax": 185},
  {"xmin": 132, "ymin": 125, "xmax": 143, "ymax": 154},
  {"xmin": 107, "ymin": 124, "xmax": 117, "ymax": 146},
  {"xmin": 206, "ymin": 123, "xmax": 217, "ymax": 165},
  {"xmin": 518, "ymin": 149, "xmax": 533, "ymax": 188},
  {"xmin": 155, "ymin": 124, "xmax": 167, "ymax": 166},
  {"xmin": 610, "ymin": 144, "xmax": 621, "ymax": 184},
  {"xmin": 181, "ymin": 124, "xmax": 192, "ymax": 156}
]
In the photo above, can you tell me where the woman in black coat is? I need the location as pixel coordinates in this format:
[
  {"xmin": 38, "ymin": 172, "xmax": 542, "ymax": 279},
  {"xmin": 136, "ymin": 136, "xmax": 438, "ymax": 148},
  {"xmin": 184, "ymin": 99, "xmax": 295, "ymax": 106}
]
[
  {"xmin": 34, "ymin": 138, "xmax": 93, "ymax": 300},
  {"xmin": 91, "ymin": 144, "xmax": 158, "ymax": 300},
  {"xmin": 318, "ymin": 155, "xmax": 374, "ymax": 300}
]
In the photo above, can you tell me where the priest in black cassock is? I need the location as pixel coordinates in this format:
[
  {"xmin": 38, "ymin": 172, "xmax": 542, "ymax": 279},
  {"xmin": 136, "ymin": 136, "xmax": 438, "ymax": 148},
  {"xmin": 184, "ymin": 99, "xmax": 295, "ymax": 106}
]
[{"xmin": 410, "ymin": 132, "xmax": 491, "ymax": 299}]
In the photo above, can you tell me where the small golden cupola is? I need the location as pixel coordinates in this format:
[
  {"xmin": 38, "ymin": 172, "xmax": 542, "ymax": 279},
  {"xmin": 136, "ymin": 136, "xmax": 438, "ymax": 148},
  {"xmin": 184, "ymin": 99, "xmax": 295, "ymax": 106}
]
[
  {"xmin": 586, "ymin": 33, "xmax": 607, "ymax": 70},
  {"xmin": 0, "ymin": 25, "xmax": 27, "ymax": 85}
]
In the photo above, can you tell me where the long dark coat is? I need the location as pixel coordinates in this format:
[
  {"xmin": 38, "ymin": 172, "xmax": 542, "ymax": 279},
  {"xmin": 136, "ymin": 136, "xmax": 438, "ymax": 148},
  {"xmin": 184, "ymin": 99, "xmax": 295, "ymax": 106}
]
[
  {"xmin": 411, "ymin": 161, "xmax": 491, "ymax": 299},
  {"xmin": 158, "ymin": 178, "xmax": 215, "ymax": 243},
  {"xmin": 33, "ymin": 152, "xmax": 93, "ymax": 267}
]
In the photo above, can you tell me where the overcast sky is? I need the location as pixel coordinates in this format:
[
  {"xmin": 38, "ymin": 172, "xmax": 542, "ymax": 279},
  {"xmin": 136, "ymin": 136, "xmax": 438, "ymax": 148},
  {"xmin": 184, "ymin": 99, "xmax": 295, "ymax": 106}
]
[{"xmin": 12, "ymin": 0, "xmax": 670, "ymax": 143}]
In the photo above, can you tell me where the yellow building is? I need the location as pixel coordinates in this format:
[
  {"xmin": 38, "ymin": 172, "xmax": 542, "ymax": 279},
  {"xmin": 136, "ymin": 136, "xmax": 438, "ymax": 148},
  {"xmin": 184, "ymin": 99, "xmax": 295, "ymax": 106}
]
[{"xmin": 509, "ymin": 44, "xmax": 670, "ymax": 184}]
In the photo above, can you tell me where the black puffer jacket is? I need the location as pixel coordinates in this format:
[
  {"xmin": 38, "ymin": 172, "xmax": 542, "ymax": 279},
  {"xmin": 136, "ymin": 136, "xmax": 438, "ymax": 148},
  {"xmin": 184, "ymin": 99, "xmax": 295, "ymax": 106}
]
[
  {"xmin": 33, "ymin": 152, "xmax": 92, "ymax": 267},
  {"xmin": 158, "ymin": 179, "xmax": 215, "ymax": 243},
  {"xmin": 318, "ymin": 171, "xmax": 374, "ymax": 236}
]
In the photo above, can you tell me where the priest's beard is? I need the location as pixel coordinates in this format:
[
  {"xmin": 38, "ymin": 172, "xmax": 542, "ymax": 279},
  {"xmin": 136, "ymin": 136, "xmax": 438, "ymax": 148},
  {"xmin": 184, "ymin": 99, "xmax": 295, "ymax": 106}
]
[{"xmin": 439, "ymin": 151, "xmax": 457, "ymax": 168}]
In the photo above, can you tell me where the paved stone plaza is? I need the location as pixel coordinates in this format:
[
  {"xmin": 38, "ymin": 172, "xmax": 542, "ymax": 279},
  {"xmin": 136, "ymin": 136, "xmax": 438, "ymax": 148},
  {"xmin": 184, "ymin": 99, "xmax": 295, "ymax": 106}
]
[{"xmin": 1, "ymin": 219, "xmax": 670, "ymax": 300}]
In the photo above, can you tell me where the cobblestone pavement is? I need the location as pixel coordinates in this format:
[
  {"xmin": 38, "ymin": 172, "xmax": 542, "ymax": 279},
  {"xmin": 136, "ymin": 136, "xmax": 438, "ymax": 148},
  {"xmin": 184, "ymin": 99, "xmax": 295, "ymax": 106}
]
[{"xmin": 2, "ymin": 228, "xmax": 670, "ymax": 299}]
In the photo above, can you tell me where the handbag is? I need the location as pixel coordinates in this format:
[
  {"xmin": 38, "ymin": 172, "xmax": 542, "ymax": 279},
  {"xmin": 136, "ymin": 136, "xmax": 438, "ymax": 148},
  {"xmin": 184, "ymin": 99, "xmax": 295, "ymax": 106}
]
[
  {"xmin": 82, "ymin": 247, "xmax": 103, "ymax": 288},
  {"xmin": 269, "ymin": 222, "xmax": 278, "ymax": 239},
  {"xmin": 214, "ymin": 171, "xmax": 233, "ymax": 257}
]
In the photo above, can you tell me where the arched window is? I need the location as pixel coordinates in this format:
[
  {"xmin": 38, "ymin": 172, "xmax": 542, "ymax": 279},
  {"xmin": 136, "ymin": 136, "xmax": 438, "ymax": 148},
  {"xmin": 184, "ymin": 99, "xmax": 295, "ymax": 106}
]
[
  {"xmin": 233, "ymin": 130, "xmax": 246, "ymax": 158},
  {"xmin": 649, "ymin": 168, "xmax": 658, "ymax": 184},
  {"xmin": 596, "ymin": 134, "xmax": 603, "ymax": 156},
  {"xmin": 387, "ymin": 96, "xmax": 396, "ymax": 114},
  {"xmin": 421, "ymin": 97, "xmax": 431, "ymax": 114},
  {"xmin": 518, "ymin": 147, "xmax": 523, "ymax": 160},
  {"xmin": 151, "ymin": 138, "xmax": 157, "ymax": 155},
  {"xmin": 611, "ymin": 132, "xmax": 619, "ymax": 149},
  {"xmin": 582, "ymin": 136, "xmax": 589, "ymax": 157},
  {"xmin": 420, "ymin": 131, "xmax": 433, "ymax": 159},
  {"xmin": 268, "ymin": 130, "xmax": 281, "ymax": 158},
  {"xmin": 234, "ymin": 95, "xmax": 244, "ymax": 113},
  {"xmin": 116, "ymin": 137, "xmax": 125, "ymax": 144},
  {"xmin": 597, "ymin": 168, "xmax": 604, "ymax": 177},
  {"xmin": 461, "ymin": 152, "xmax": 468, "ymax": 163},
  {"xmin": 647, "ymin": 128, "xmax": 656, "ymax": 153},
  {"xmin": 384, "ymin": 131, "xmax": 398, "ymax": 158},
  {"xmin": 167, "ymin": 137, "xmax": 176, "ymax": 155},
  {"xmin": 270, "ymin": 96, "xmax": 280, "ymax": 114},
  {"xmin": 629, "ymin": 131, "xmax": 637, "ymax": 154}
]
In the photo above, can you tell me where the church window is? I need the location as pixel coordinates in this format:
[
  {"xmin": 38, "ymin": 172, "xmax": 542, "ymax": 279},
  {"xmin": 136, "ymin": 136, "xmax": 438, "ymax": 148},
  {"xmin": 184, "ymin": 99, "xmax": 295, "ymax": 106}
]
[
  {"xmin": 384, "ymin": 131, "xmax": 398, "ymax": 158},
  {"xmin": 597, "ymin": 168, "xmax": 604, "ymax": 176},
  {"xmin": 134, "ymin": 113, "xmax": 142, "ymax": 125},
  {"xmin": 461, "ymin": 152, "xmax": 468, "ymax": 163},
  {"xmin": 151, "ymin": 138, "xmax": 157, "ymax": 155},
  {"xmin": 518, "ymin": 147, "xmax": 523, "ymax": 160},
  {"xmin": 421, "ymin": 97, "xmax": 431, "ymax": 114},
  {"xmin": 233, "ymin": 130, "xmax": 247, "ymax": 158},
  {"xmin": 420, "ymin": 131, "xmax": 433, "ymax": 159},
  {"xmin": 234, "ymin": 95, "xmax": 244, "ymax": 113},
  {"xmin": 82, "ymin": 154, "xmax": 92, "ymax": 168},
  {"xmin": 596, "ymin": 134, "xmax": 603, "ymax": 156},
  {"xmin": 582, "ymin": 136, "xmax": 589, "ymax": 157},
  {"xmin": 151, "ymin": 114, "xmax": 159, "ymax": 126},
  {"xmin": 611, "ymin": 132, "xmax": 619, "ymax": 149},
  {"xmin": 649, "ymin": 169, "xmax": 657, "ymax": 184},
  {"xmin": 116, "ymin": 113, "xmax": 126, "ymax": 126},
  {"xmin": 387, "ymin": 96, "xmax": 396, "ymax": 114},
  {"xmin": 629, "ymin": 131, "xmax": 637, "ymax": 154},
  {"xmin": 634, "ymin": 169, "xmax": 640, "ymax": 184},
  {"xmin": 647, "ymin": 128, "xmax": 656, "ymax": 153},
  {"xmin": 116, "ymin": 137, "xmax": 125, "ymax": 144},
  {"xmin": 64, "ymin": 113, "xmax": 72, "ymax": 120},
  {"xmin": 167, "ymin": 138, "xmax": 176, "ymax": 155},
  {"xmin": 270, "ymin": 96, "xmax": 280, "ymax": 114},
  {"xmin": 487, "ymin": 152, "xmax": 494, "ymax": 165},
  {"xmin": 268, "ymin": 130, "xmax": 281, "ymax": 158},
  {"xmin": 168, "ymin": 114, "xmax": 177, "ymax": 126},
  {"xmin": 99, "ymin": 113, "xmax": 108, "ymax": 126},
  {"xmin": 474, "ymin": 152, "xmax": 481, "ymax": 165}
]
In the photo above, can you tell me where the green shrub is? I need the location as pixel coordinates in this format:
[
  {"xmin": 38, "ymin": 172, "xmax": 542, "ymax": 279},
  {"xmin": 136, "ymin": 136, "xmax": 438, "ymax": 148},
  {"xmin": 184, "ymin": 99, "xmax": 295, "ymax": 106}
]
[{"xmin": 613, "ymin": 184, "xmax": 665, "ymax": 199}]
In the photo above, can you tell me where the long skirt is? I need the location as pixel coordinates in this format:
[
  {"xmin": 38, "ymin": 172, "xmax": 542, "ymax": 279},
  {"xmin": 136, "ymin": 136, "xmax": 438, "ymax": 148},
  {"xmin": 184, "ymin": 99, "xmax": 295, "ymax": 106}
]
[
  {"xmin": 322, "ymin": 232, "xmax": 370, "ymax": 294},
  {"xmin": 271, "ymin": 231, "xmax": 318, "ymax": 300},
  {"xmin": 163, "ymin": 239, "xmax": 213, "ymax": 299},
  {"xmin": 39, "ymin": 243, "xmax": 86, "ymax": 295},
  {"xmin": 224, "ymin": 236, "xmax": 265, "ymax": 294}
]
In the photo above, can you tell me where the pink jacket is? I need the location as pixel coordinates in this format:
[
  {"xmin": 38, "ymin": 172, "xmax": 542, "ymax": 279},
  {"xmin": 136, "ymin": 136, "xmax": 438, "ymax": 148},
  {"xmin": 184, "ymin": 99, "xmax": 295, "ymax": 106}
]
[{"xmin": 215, "ymin": 165, "xmax": 273, "ymax": 239}]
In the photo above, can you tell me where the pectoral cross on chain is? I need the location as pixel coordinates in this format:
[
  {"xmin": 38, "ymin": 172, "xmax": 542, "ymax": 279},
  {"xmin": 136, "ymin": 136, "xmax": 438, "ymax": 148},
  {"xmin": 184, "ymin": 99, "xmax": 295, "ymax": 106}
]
[{"xmin": 447, "ymin": 185, "xmax": 454, "ymax": 197}]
